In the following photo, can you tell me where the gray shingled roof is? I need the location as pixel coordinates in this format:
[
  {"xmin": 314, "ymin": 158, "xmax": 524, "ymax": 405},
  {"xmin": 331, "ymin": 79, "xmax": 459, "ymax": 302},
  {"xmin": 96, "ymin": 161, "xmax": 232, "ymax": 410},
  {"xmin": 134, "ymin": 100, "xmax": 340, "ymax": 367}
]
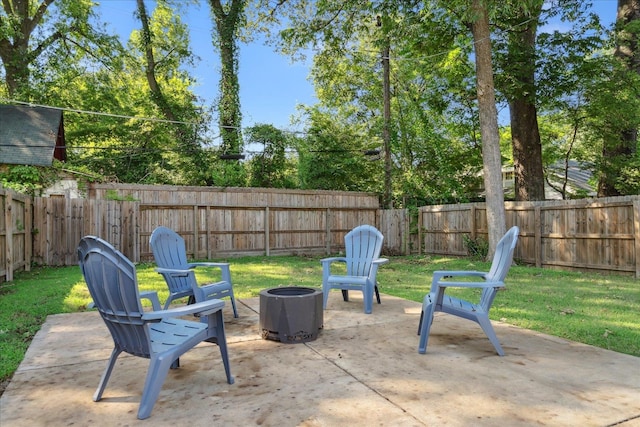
[{"xmin": 0, "ymin": 105, "xmax": 64, "ymax": 166}]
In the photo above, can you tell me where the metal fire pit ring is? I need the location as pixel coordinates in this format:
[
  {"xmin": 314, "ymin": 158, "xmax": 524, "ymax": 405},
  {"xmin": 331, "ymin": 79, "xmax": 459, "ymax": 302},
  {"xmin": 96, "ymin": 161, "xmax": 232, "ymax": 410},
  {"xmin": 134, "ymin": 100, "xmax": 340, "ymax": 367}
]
[{"xmin": 259, "ymin": 286, "xmax": 323, "ymax": 344}]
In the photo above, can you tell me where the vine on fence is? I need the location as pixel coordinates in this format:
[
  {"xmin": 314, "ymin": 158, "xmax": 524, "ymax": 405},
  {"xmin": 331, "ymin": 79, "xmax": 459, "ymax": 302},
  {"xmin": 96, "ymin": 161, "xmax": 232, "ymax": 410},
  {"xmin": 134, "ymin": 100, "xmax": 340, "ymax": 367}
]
[{"xmin": 462, "ymin": 234, "xmax": 489, "ymax": 259}]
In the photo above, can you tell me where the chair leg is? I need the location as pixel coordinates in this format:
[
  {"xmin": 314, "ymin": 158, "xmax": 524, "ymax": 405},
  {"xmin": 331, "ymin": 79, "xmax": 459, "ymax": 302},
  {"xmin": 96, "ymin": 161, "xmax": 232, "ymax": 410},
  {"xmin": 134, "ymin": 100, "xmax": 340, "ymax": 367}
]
[
  {"xmin": 418, "ymin": 299, "xmax": 436, "ymax": 354},
  {"xmin": 204, "ymin": 310, "xmax": 235, "ymax": 384},
  {"xmin": 374, "ymin": 284, "xmax": 381, "ymax": 304},
  {"xmin": 93, "ymin": 347, "xmax": 122, "ymax": 401},
  {"xmin": 229, "ymin": 294, "xmax": 239, "ymax": 318},
  {"xmin": 322, "ymin": 284, "xmax": 330, "ymax": 309},
  {"xmin": 137, "ymin": 354, "xmax": 175, "ymax": 420},
  {"xmin": 341, "ymin": 289, "xmax": 349, "ymax": 301},
  {"xmin": 363, "ymin": 286, "xmax": 373, "ymax": 314},
  {"xmin": 477, "ymin": 316, "xmax": 505, "ymax": 356}
]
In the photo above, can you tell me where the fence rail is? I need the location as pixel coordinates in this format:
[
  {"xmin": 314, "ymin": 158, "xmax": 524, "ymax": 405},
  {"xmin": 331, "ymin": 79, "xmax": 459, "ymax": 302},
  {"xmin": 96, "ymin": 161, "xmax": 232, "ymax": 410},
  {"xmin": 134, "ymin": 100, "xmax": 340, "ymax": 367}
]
[{"xmin": 2, "ymin": 184, "xmax": 639, "ymax": 282}]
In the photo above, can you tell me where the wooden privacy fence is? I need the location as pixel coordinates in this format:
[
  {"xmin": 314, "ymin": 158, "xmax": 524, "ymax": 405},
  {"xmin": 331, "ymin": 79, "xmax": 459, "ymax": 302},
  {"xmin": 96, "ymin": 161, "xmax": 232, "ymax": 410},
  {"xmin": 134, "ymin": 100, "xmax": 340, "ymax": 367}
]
[
  {"xmin": 0, "ymin": 188, "xmax": 32, "ymax": 281},
  {"xmin": 2, "ymin": 183, "xmax": 639, "ymax": 281},
  {"xmin": 29, "ymin": 184, "xmax": 384, "ymax": 267},
  {"xmin": 418, "ymin": 196, "xmax": 640, "ymax": 277}
]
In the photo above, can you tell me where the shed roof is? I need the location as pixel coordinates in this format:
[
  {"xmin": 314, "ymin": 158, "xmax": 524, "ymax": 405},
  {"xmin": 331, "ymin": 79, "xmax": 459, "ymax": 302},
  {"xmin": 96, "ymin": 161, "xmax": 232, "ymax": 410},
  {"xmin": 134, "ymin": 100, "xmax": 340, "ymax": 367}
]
[{"xmin": 0, "ymin": 104, "xmax": 66, "ymax": 166}]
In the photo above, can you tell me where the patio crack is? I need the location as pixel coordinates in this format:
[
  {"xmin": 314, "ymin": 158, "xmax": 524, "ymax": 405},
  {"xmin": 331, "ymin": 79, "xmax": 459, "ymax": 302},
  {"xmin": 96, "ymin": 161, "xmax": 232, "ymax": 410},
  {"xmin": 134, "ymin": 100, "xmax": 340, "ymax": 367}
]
[
  {"xmin": 605, "ymin": 414, "xmax": 640, "ymax": 426},
  {"xmin": 305, "ymin": 344, "xmax": 427, "ymax": 426}
]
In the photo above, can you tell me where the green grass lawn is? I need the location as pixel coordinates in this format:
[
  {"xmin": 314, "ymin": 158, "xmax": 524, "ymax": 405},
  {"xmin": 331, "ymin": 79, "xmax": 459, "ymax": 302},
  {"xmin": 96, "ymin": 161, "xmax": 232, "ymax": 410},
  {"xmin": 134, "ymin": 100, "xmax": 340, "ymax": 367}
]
[{"xmin": 1, "ymin": 255, "xmax": 639, "ymax": 394}]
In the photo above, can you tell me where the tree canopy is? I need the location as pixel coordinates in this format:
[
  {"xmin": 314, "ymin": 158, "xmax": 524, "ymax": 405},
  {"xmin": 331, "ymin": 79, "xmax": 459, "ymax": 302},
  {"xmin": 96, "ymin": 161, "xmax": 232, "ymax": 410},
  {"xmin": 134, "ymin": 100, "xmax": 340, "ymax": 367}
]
[{"xmin": 1, "ymin": 0, "xmax": 638, "ymax": 209}]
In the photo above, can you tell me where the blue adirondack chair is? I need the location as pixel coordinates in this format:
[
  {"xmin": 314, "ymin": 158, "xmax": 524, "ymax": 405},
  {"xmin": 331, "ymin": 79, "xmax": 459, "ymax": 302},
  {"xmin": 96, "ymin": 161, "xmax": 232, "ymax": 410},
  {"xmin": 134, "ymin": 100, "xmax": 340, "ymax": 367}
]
[
  {"xmin": 150, "ymin": 226, "xmax": 238, "ymax": 317},
  {"xmin": 321, "ymin": 224, "xmax": 388, "ymax": 314},
  {"xmin": 78, "ymin": 236, "xmax": 234, "ymax": 420},
  {"xmin": 417, "ymin": 226, "xmax": 520, "ymax": 356}
]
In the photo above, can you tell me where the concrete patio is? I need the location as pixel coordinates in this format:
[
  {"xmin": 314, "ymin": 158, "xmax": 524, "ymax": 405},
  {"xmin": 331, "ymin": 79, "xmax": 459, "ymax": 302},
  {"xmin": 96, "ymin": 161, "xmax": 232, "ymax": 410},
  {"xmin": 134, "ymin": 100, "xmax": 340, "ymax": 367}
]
[{"xmin": 1, "ymin": 293, "xmax": 639, "ymax": 426}]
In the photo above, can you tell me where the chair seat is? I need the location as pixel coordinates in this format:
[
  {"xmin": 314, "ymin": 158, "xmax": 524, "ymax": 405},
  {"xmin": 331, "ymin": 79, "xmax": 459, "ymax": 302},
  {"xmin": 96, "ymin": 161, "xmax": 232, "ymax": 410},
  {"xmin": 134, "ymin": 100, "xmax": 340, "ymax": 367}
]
[
  {"xmin": 200, "ymin": 281, "xmax": 235, "ymax": 298},
  {"xmin": 435, "ymin": 294, "xmax": 482, "ymax": 314},
  {"xmin": 327, "ymin": 275, "xmax": 369, "ymax": 286},
  {"xmin": 149, "ymin": 319, "xmax": 208, "ymax": 353}
]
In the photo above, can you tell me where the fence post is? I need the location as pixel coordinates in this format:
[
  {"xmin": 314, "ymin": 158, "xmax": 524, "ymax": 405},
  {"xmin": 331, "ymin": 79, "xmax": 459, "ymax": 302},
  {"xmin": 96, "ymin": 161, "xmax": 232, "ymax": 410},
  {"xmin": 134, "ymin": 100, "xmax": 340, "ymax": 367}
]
[
  {"xmin": 535, "ymin": 206, "xmax": 542, "ymax": 268},
  {"xmin": 193, "ymin": 205, "xmax": 199, "ymax": 259},
  {"xmin": 418, "ymin": 207, "xmax": 423, "ymax": 255},
  {"xmin": 325, "ymin": 208, "xmax": 331, "ymax": 254},
  {"xmin": 470, "ymin": 205, "xmax": 477, "ymax": 240},
  {"xmin": 4, "ymin": 192, "xmax": 13, "ymax": 281},
  {"xmin": 265, "ymin": 206, "xmax": 270, "ymax": 256},
  {"xmin": 634, "ymin": 199, "xmax": 640, "ymax": 278},
  {"xmin": 24, "ymin": 195, "xmax": 32, "ymax": 272}
]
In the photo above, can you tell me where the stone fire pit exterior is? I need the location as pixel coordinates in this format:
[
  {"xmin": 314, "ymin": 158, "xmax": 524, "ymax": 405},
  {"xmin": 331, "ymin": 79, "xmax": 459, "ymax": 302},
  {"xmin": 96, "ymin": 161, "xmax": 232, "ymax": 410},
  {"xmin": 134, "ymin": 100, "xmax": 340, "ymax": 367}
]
[{"xmin": 259, "ymin": 287, "xmax": 323, "ymax": 343}]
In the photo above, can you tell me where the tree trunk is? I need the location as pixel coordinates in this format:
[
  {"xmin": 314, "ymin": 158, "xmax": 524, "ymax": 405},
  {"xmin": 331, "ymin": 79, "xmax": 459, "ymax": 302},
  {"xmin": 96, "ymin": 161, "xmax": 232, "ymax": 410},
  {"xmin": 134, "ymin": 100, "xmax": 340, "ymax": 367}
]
[
  {"xmin": 504, "ymin": 1, "xmax": 545, "ymax": 201},
  {"xmin": 470, "ymin": 0, "xmax": 506, "ymax": 259},
  {"xmin": 598, "ymin": 0, "xmax": 640, "ymax": 196},
  {"xmin": 210, "ymin": 0, "xmax": 244, "ymax": 155},
  {"xmin": 510, "ymin": 98, "xmax": 546, "ymax": 200},
  {"xmin": 382, "ymin": 43, "xmax": 392, "ymax": 209},
  {"xmin": 136, "ymin": 0, "xmax": 177, "ymax": 124},
  {"xmin": 471, "ymin": 0, "xmax": 506, "ymax": 259}
]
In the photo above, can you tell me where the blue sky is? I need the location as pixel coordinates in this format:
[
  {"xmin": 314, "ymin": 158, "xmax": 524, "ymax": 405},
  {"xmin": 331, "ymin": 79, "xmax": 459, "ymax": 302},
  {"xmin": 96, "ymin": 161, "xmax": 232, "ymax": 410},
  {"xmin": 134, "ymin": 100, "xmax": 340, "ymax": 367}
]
[{"xmin": 96, "ymin": 1, "xmax": 618, "ymax": 134}]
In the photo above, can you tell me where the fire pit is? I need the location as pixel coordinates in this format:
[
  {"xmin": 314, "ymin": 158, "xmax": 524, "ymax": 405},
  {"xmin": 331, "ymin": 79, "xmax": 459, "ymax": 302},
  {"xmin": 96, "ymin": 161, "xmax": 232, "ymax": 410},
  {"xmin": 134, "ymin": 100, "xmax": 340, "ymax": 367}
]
[{"xmin": 259, "ymin": 287, "xmax": 323, "ymax": 343}]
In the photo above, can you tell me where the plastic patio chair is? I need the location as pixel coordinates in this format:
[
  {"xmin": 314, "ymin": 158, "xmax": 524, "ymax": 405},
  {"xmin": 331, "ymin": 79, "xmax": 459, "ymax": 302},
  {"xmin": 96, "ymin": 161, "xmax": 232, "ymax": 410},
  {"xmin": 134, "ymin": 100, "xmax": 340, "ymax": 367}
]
[
  {"xmin": 78, "ymin": 235, "xmax": 234, "ymax": 419},
  {"xmin": 321, "ymin": 224, "xmax": 389, "ymax": 314},
  {"xmin": 417, "ymin": 226, "xmax": 520, "ymax": 356},
  {"xmin": 149, "ymin": 226, "xmax": 238, "ymax": 317}
]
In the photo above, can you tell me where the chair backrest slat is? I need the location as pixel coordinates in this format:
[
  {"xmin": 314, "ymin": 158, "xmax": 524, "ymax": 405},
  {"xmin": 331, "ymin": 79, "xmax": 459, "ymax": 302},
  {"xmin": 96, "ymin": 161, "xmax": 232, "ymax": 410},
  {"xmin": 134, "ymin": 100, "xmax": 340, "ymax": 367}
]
[
  {"xmin": 480, "ymin": 226, "xmax": 519, "ymax": 310},
  {"xmin": 150, "ymin": 226, "xmax": 193, "ymax": 295},
  {"xmin": 345, "ymin": 225, "xmax": 384, "ymax": 277},
  {"xmin": 150, "ymin": 226, "xmax": 190, "ymax": 269}
]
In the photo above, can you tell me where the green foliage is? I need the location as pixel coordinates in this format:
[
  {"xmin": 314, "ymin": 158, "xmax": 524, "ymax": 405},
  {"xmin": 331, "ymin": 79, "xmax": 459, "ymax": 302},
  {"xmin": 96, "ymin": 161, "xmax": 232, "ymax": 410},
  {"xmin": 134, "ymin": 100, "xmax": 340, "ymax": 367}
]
[
  {"xmin": 583, "ymin": 60, "xmax": 640, "ymax": 196},
  {"xmin": 104, "ymin": 189, "xmax": 138, "ymax": 201},
  {"xmin": 0, "ymin": 165, "xmax": 57, "ymax": 196},
  {"xmin": 245, "ymin": 124, "xmax": 298, "ymax": 188},
  {"xmin": 462, "ymin": 234, "xmax": 489, "ymax": 259},
  {"xmin": 297, "ymin": 109, "xmax": 382, "ymax": 191},
  {"xmin": 208, "ymin": 158, "xmax": 247, "ymax": 187},
  {"xmin": 210, "ymin": 0, "xmax": 246, "ymax": 155},
  {"xmin": 54, "ymin": 3, "xmax": 213, "ymax": 186}
]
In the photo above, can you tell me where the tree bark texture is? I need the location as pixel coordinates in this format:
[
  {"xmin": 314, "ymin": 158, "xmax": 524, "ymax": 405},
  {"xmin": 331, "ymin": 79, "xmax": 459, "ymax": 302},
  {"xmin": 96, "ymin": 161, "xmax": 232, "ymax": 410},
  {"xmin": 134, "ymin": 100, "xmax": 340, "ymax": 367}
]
[
  {"xmin": 506, "ymin": 4, "xmax": 546, "ymax": 201},
  {"xmin": 470, "ymin": 0, "xmax": 507, "ymax": 258}
]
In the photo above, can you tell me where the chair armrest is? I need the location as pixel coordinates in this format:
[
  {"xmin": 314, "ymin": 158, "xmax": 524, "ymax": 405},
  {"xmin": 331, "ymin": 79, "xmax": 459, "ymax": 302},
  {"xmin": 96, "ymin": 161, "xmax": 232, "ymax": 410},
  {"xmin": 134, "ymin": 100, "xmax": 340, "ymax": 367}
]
[
  {"xmin": 139, "ymin": 291, "xmax": 162, "ymax": 311},
  {"xmin": 430, "ymin": 270, "xmax": 488, "ymax": 293},
  {"xmin": 434, "ymin": 280, "xmax": 504, "ymax": 289},
  {"xmin": 155, "ymin": 267, "xmax": 192, "ymax": 276},
  {"xmin": 373, "ymin": 258, "xmax": 389, "ymax": 265},
  {"xmin": 433, "ymin": 270, "xmax": 487, "ymax": 282},
  {"xmin": 320, "ymin": 257, "xmax": 347, "ymax": 264},
  {"xmin": 142, "ymin": 299, "xmax": 225, "ymax": 320},
  {"xmin": 188, "ymin": 262, "xmax": 232, "ymax": 284},
  {"xmin": 188, "ymin": 262, "xmax": 230, "ymax": 269}
]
